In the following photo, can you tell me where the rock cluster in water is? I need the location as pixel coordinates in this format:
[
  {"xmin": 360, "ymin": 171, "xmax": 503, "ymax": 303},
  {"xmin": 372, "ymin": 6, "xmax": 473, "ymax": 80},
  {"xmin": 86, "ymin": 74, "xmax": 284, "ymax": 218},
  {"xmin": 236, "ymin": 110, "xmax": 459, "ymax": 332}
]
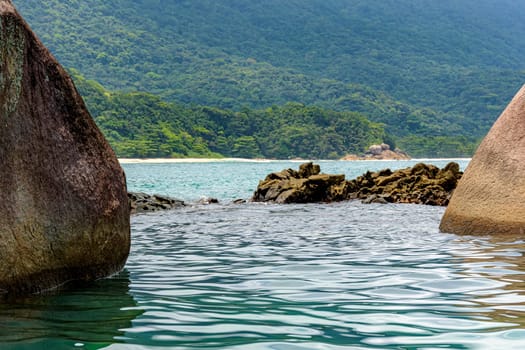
[
  {"xmin": 347, "ymin": 162, "xmax": 462, "ymax": 206},
  {"xmin": 253, "ymin": 162, "xmax": 462, "ymax": 206},
  {"xmin": 0, "ymin": 0, "xmax": 129, "ymax": 294},
  {"xmin": 253, "ymin": 163, "xmax": 348, "ymax": 203},
  {"xmin": 441, "ymin": 84, "xmax": 525, "ymax": 235},
  {"xmin": 128, "ymin": 192, "xmax": 185, "ymax": 214}
]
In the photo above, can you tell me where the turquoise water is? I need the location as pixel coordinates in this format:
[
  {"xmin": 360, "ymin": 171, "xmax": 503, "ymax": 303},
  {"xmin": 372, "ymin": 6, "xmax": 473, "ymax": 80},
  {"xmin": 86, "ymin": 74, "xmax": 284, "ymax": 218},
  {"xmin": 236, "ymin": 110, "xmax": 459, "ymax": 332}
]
[
  {"xmin": 3, "ymin": 160, "xmax": 525, "ymax": 350},
  {"xmin": 123, "ymin": 159, "xmax": 470, "ymax": 202}
]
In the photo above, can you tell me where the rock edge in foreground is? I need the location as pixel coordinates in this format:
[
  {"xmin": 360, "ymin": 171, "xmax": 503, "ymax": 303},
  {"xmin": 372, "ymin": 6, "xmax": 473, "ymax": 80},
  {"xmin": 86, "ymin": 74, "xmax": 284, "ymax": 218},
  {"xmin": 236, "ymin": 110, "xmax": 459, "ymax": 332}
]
[
  {"xmin": 0, "ymin": 0, "xmax": 129, "ymax": 295},
  {"xmin": 440, "ymin": 84, "xmax": 525, "ymax": 235}
]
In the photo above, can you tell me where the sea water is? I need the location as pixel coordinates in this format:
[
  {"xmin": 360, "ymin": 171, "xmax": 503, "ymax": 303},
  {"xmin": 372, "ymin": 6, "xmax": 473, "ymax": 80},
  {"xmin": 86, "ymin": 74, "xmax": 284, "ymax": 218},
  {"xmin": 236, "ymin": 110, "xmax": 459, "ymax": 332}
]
[{"xmin": 2, "ymin": 159, "xmax": 525, "ymax": 350}]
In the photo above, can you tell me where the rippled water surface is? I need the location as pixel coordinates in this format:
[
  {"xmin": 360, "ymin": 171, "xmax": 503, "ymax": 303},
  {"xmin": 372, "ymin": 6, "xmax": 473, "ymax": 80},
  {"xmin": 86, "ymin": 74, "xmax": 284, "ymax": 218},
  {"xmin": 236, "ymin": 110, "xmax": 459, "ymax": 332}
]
[{"xmin": 2, "ymin": 160, "xmax": 525, "ymax": 349}]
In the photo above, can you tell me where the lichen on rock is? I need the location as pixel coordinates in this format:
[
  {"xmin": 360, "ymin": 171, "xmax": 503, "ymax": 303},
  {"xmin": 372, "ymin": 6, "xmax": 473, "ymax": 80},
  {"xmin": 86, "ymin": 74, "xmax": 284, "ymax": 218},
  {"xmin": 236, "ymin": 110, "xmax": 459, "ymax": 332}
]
[{"xmin": 0, "ymin": 13, "xmax": 25, "ymax": 116}]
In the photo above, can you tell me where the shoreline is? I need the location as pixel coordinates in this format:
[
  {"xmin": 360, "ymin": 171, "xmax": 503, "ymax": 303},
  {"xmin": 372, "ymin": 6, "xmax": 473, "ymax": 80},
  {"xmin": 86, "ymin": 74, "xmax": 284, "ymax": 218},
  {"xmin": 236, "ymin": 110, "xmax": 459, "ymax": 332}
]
[
  {"xmin": 119, "ymin": 157, "xmax": 274, "ymax": 164},
  {"xmin": 118, "ymin": 157, "xmax": 472, "ymax": 164}
]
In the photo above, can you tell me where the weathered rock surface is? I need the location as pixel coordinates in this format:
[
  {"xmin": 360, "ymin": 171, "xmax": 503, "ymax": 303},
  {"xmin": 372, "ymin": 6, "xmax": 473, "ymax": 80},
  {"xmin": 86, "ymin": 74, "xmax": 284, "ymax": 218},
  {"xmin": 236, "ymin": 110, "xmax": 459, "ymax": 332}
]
[
  {"xmin": 348, "ymin": 162, "xmax": 462, "ymax": 206},
  {"xmin": 341, "ymin": 144, "xmax": 411, "ymax": 160},
  {"xmin": 253, "ymin": 162, "xmax": 462, "ymax": 206},
  {"xmin": 253, "ymin": 162, "xmax": 349, "ymax": 203},
  {"xmin": 129, "ymin": 192, "xmax": 185, "ymax": 214},
  {"xmin": 440, "ymin": 85, "xmax": 525, "ymax": 235},
  {"xmin": 0, "ymin": 0, "xmax": 129, "ymax": 294}
]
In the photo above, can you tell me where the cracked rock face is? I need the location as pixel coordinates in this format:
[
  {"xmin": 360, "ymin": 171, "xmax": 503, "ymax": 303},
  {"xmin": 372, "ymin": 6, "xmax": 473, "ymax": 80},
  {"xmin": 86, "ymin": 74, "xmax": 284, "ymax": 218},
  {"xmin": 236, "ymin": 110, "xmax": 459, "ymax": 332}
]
[
  {"xmin": 0, "ymin": 0, "xmax": 130, "ymax": 294},
  {"xmin": 440, "ymin": 84, "xmax": 525, "ymax": 235}
]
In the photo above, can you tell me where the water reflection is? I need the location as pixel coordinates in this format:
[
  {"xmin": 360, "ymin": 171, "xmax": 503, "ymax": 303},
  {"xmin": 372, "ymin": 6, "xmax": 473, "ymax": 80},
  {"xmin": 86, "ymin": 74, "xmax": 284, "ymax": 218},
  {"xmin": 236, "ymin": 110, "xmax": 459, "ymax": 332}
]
[
  {"xmin": 3, "ymin": 204, "xmax": 525, "ymax": 350},
  {"xmin": 0, "ymin": 270, "xmax": 142, "ymax": 350},
  {"xmin": 370, "ymin": 235, "xmax": 525, "ymax": 349},
  {"xmin": 458, "ymin": 236, "xmax": 525, "ymax": 326},
  {"xmin": 118, "ymin": 205, "xmax": 525, "ymax": 350}
]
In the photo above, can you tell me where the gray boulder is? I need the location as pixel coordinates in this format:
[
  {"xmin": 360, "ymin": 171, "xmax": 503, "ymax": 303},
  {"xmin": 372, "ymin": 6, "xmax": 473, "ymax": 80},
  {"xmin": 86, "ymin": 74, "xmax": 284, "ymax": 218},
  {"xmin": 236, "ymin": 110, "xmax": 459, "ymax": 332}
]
[{"xmin": 129, "ymin": 192, "xmax": 185, "ymax": 214}]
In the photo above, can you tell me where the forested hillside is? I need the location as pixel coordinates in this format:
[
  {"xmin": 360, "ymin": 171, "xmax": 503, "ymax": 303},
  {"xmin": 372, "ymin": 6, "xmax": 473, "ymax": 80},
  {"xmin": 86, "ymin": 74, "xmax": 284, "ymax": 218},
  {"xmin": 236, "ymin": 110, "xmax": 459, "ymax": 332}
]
[
  {"xmin": 14, "ymin": 0, "xmax": 525, "ymax": 157},
  {"xmin": 74, "ymin": 72, "xmax": 386, "ymax": 159}
]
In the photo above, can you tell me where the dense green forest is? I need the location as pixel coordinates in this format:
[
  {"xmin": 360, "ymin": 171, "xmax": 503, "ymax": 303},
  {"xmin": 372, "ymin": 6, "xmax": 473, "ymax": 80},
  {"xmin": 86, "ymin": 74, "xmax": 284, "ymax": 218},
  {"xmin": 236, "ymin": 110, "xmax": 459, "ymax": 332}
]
[
  {"xmin": 74, "ymin": 72, "xmax": 386, "ymax": 159},
  {"xmin": 15, "ymin": 0, "xmax": 525, "ymax": 158},
  {"xmin": 74, "ymin": 71, "xmax": 478, "ymax": 158}
]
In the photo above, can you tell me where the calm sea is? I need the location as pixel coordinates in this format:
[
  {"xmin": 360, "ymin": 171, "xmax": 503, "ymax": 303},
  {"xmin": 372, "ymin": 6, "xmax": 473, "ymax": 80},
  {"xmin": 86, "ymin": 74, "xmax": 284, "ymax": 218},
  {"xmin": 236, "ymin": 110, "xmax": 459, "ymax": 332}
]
[{"xmin": 2, "ymin": 159, "xmax": 525, "ymax": 350}]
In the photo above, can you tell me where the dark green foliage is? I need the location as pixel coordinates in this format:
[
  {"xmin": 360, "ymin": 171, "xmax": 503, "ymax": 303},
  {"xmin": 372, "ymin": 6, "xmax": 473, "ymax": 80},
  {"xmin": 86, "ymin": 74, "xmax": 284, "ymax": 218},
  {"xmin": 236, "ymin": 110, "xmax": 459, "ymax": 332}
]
[
  {"xmin": 14, "ymin": 0, "xmax": 520, "ymax": 158},
  {"xmin": 73, "ymin": 72, "xmax": 386, "ymax": 159},
  {"xmin": 397, "ymin": 136, "xmax": 480, "ymax": 159},
  {"xmin": 16, "ymin": 0, "xmax": 525, "ymax": 141}
]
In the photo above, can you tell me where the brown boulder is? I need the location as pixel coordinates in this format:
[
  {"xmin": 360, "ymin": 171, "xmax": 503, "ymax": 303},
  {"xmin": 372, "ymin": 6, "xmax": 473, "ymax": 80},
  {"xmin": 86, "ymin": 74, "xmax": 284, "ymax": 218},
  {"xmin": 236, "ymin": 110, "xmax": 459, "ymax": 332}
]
[
  {"xmin": 0, "ymin": 0, "xmax": 130, "ymax": 294},
  {"xmin": 252, "ymin": 162, "xmax": 348, "ymax": 203},
  {"xmin": 348, "ymin": 162, "xmax": 462, "ymax": 206},
  {"xmin": 253, "ymin": 162, "xmax": 461, "ymax": 206},
  {"xmin": 440, "ymin": 85, "xmax": 525, "ymax": 235}
]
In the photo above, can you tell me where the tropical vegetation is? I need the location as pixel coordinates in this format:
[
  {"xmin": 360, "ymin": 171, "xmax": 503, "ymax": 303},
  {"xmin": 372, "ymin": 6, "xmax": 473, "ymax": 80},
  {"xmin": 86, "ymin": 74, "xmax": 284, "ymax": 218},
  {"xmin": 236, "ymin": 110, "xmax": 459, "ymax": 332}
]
[{"xmin": 15, "ymin": 0, "xmax": 525, "ymax": 158}]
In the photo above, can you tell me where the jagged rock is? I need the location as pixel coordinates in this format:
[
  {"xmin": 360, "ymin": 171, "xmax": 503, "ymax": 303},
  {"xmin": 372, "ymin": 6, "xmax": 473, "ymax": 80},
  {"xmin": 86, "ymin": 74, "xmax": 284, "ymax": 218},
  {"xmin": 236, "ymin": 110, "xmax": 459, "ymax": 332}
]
[
  {"xmin": 0, "ymin": 0, "xmax": 129, "ymax": 294},
  {"xmin": 252, "ymin": 162, "xmax": 348, "ymax": 203},
  {"xmin": 298, "ymin": 162, "xmax": 321, "ymax": 178},
  {"xmin": 128, "ymin": 192, "xmax": 185, "ymax": 214},
  {"xmin": 254, "ymin": 162, "xmax": 462, "ymax": 206},
  {"xmin": 441, "ymin": 85, "xmax": 525, "ymax": 235},
  {"xmin": 349, "ymin": 162, "xmax": 462, "ymax": 206}
]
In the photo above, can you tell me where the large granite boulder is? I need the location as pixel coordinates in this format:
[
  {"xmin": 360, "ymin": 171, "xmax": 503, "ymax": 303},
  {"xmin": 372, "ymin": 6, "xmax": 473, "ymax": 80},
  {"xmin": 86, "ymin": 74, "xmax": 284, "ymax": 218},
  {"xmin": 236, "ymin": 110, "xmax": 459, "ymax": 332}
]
[
  {"xmin": 0, "ymin": 0, "xmax": 130, "ymax": 294},
  {"xmin": 440, "ymin": 85, "xmax": 525, "ymax": 235}
]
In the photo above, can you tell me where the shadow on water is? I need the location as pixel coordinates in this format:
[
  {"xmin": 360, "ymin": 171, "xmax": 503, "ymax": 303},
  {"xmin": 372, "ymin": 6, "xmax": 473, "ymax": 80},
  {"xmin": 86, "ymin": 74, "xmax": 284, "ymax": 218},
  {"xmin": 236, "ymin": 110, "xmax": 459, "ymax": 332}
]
[{"xmin": 0, "ymin": 269, "xmax": 142, "ymax": 350}]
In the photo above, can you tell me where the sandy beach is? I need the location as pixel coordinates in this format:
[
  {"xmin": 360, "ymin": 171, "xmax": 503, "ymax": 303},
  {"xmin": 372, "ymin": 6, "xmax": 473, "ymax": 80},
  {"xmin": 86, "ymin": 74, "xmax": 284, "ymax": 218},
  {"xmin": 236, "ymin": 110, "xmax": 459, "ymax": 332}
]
[
  {"xmin": 119, "ymin": 157, "xmax": 472, "ymax": 164},
  {"xmin": 118, "ymin": 157, "xmax": 275, "ymax": 164}
]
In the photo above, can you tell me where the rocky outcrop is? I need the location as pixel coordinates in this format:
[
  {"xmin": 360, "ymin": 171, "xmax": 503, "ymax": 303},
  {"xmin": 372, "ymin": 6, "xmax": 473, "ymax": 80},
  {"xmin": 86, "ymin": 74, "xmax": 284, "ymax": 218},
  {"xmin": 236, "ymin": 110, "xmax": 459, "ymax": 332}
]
[
  {"xmin": 440, "ymin": 85, "xmax": 525, "ymax": 235},
  {"xmin": 348, "ymin": 162, "xmax": 462, "ymax": 206},
  {"xmin": 253, "ymin": 162, "xmax": 462, "ymax": 206},
  {"xmin": 253, "ymin": 162, "xmax": 349, "ymax": 203},
  {"xmin": 128, "ymin": 192, "xmax": 185, "ymax": 214},
  {"xmin": 0, "ymin": 0, "xmax": 129, "ymax": 294},
  {"xmin": 341, "ymin": 144, "xmax": 411, "ymax": 160}
]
